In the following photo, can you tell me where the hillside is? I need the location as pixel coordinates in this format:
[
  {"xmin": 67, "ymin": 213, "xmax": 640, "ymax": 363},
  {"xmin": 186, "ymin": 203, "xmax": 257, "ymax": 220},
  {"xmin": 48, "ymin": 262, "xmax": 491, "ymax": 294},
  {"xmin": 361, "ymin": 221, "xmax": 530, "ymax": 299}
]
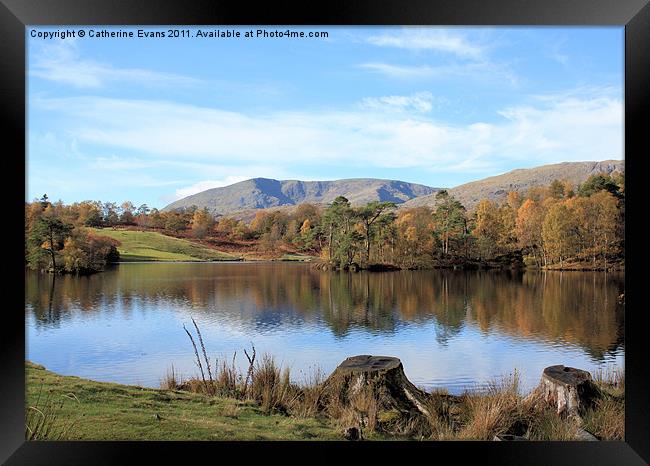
[
  {"xmin": 90, "ymin": 228, "xmax": 240, "ymax": 262},
  {"xmin": 402, "ymin": 160, "xmax": 624, "ymax": 211},
  {"xmin": 164, "ymin": 161, "xmax": 623, "ymax": 216},
  {"xmin": 164, "ymin": 178, "xmax": 439, "ymax": 215}
]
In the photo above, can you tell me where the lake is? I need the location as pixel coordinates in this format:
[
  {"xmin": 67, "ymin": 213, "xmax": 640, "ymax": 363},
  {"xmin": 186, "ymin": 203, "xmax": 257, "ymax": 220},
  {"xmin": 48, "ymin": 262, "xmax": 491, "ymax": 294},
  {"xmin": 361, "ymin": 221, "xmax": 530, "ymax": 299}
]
[{"xmin": 25, "ymin": 263, "xmax": 625, "ymax": 394}]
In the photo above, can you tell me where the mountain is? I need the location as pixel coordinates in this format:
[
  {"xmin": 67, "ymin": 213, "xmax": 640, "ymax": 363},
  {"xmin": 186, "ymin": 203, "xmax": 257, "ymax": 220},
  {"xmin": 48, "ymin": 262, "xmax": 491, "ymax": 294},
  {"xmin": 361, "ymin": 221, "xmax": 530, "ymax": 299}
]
[
  {"xmin": 402, "ymin": 160, "xmax": 624, "ymax": 211},
  {"xmin": 164, "ymin": 178, "xmax": 440, "ymax": 216},
  {"xmin": 164, "ymin": 160, "xmax": 623, "ymax": 216}
]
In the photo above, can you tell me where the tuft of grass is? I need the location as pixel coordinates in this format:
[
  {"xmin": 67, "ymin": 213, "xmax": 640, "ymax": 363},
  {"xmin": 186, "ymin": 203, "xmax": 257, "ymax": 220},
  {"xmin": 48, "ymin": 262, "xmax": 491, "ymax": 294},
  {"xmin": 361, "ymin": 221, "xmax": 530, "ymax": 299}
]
[
  {"xmin": 249, "ymin": 355, "xmax": 293, "ymax": 415},
  {"xmin": 160, "ymin": 364, "xmax": 184, "ymax": 390},
  {"xmin": 455, "ymin": 372, "xmax": 521, "ymax": 440},
  {"xmin": 582, "ymin": 397, "xmax": 624, "ymax": 440},
  {"xmin": 582, "ymin": 368, "xmax": 625, "ymax": 440},
  {"xmin": 26, "ymin": 386, "xmax": 78, "ymax": 440}
]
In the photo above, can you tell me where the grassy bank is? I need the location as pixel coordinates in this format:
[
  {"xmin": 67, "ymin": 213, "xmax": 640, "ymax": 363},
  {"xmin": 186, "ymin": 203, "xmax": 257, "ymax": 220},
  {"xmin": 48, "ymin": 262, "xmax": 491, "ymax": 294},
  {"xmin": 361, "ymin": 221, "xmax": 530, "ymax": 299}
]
[
  {"xmin": 26, "ymin": 362, "xmax": 343, "ymax": 440},
  {"xmin": 26, "ymin": 359, "xmax": 623, "ymax": 442},
  {"xmin": 90, "ymin": 228, "xmax": 240, "ymax": 262}
]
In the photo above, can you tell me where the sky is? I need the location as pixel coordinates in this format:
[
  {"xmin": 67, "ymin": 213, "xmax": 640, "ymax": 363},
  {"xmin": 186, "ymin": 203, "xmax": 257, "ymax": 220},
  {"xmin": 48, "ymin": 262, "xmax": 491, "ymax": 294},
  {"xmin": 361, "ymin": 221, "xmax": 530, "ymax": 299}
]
[{"xmin": 27, "ymin": 26, "xmax": 623, "ymax": 209}]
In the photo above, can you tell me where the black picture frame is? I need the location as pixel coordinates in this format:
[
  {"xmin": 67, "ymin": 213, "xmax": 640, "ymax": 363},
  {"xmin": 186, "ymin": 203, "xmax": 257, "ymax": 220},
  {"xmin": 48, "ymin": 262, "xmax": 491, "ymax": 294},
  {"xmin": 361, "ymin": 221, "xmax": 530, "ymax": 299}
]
[{"xmin": 2, "ymin": 0, "xmax": 649, "ymax": 464}]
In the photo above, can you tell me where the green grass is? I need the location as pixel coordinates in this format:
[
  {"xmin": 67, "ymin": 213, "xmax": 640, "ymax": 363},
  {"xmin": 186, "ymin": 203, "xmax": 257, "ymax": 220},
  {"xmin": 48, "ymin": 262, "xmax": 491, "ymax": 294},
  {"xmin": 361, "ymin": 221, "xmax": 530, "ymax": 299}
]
[
  {"xmin": 90, "ymin": 228, "xmax": 240, "ymax": 262},
  {"xmin": 26, "ymin": 362, "xmax": 341, "ymax": 441}
]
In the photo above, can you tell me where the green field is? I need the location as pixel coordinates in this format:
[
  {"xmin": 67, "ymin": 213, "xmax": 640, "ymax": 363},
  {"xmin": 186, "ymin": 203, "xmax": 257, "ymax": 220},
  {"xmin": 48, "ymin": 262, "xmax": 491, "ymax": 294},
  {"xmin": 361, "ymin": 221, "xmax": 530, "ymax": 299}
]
[
  {"xmin": 90, "ymin": 228, "xmax": 240, "ymax": 262},
  {"xmin": 26, "ymin": 362, "xmax": 341, "ymax": 441}
]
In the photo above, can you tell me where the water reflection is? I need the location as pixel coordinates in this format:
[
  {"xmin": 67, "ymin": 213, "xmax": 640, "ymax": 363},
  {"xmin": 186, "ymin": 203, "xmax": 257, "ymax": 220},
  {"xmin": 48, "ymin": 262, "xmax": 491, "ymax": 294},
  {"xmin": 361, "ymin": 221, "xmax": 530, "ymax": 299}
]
[{"xmin": 25, "ymin": 263, "xmax": 624, "ymax": 392}]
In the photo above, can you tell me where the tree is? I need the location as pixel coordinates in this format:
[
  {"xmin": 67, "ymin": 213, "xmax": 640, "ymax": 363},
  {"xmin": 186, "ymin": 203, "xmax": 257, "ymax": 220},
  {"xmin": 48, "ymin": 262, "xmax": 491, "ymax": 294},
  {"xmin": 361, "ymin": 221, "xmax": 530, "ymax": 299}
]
[
  {"xmin": 573, "ymin": 191, "xmax": 619, "ymax": 269},
  {"xmin": 77, "ymin": 201, "xmax": 103, "ymax": 227},
  {"xmin": 506, "ymin": 191, "xmax": 522, "ymax": 211},
  {"xmin": 542, "ymin": 202, "xmax": 580, "ymax": 267},
  {"xmin": 135, "ymin": 204, "xmax": 151, "ymax": 227},
  {"xmin": 394, "ymin": 207, "xmax": 434, "ymax": 268},
  {"xmin": 119, "ymin": 201, "xmax": 136, "ymax": 225},
  {"xmin": 577, "ymin": 174, "xmax": 621, "ymax": 198},
  {"xmin": 102, "ymin": 202, "xmax": 119, "ymax": 226},
  {"xmin": 549, "ymin": 179, "xmax": 566, "ymax": 199},
  {"xmin": 321, "ymin": 196, "xmax": 361, "ymax": 267},
  {"xmin": 293, "ymin": 218, "xmax": 317, "ymax": 252},
  {"xmin": 473, "ymin": 199, "xmax": 502, "ymax": 260},
  {"xmin": 148, "ymin": 208, "xmax": 165, "ymax": 229},
  {"xmin": 190, "ymin": 208, "xmax": 214, "ymax": 238},
  {"xmin": 27, "ymin": 213, "xmax": 73, "ymax": 272},
  {"xmin": 432, "ymin": 191, "xmax": 467, "ymax": 257},
  {"xmin": 516, "ymin": 199, "xmax": 546, "ymax": 266},
  {"xmin": 61, "ymin": 230, "xmax": 120, "ymax": 274},
  {"xmin": 356, "ymin": 201, "xmax": 396, "ymax": 263},
  {"xmin": 164, "ymin": 212, "xmax": 188, "ymax": 233}
]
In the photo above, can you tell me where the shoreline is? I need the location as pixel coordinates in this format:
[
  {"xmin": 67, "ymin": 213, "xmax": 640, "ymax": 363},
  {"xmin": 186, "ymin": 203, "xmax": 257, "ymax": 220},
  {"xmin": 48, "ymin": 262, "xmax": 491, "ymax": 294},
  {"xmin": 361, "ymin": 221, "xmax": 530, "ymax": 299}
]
[{"xmin": 26, "ymin": 360, "xmax": 624, "ymax": 441}]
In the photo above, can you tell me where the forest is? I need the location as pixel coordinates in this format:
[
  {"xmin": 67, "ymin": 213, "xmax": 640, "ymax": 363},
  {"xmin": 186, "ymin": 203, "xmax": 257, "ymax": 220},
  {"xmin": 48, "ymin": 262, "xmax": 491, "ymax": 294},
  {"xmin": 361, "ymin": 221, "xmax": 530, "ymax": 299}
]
[{"xmin": 25, "ymin": 173, "xmax": 624, "ymax": 273}]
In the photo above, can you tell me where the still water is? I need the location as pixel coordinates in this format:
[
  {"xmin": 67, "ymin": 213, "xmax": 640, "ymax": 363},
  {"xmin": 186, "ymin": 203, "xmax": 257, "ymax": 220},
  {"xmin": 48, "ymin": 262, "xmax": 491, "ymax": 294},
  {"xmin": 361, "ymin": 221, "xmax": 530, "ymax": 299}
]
[{"xmin": 25, "ymin": 263, "xmax": 624, "ymax": 394}]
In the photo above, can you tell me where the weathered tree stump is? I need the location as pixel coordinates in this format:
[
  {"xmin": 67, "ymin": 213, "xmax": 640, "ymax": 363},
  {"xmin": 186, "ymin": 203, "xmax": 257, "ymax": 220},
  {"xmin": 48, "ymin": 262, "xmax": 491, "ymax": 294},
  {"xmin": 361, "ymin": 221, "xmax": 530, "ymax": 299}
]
[
  {"xmin": 540, "ymin": 365, "xmax": 601, "ymax": 416},
  {"xmin": 324, "ymin": 355, "xmax": 431, "ymax": 417},
  {"xmin": 343, "ymin": 426, "xmax": 362, "ymax": 440}
]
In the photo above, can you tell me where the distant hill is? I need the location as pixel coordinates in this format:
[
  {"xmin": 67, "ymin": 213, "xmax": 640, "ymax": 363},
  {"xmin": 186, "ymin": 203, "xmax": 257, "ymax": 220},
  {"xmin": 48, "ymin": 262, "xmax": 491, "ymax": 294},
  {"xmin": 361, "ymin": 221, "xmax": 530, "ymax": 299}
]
[
  {"xmin": 402, "ymin": 160, "xmax": 624, "ymax": 211},
  {"xmin": 164, "ymin": 178, "xmax": 440, "ymax": 216},
  {"xmin": 164, "ymin": 160, "xmax": 624, "ymax": 216}
]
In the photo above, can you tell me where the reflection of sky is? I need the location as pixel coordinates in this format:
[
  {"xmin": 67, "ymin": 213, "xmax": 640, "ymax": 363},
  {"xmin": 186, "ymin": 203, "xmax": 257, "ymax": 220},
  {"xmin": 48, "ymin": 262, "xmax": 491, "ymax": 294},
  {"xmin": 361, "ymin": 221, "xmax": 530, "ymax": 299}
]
[{"xmin": 26, "ymin": 270, "xmax": 624, "ymax": 394}]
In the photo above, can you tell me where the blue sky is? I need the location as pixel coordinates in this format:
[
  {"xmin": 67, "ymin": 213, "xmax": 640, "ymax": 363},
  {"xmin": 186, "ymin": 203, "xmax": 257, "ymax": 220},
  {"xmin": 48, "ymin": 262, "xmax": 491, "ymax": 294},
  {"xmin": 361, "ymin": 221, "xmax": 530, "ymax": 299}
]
[{"xmin": 27, "ymin": 26, "xmax": 623, "ymax": 208}]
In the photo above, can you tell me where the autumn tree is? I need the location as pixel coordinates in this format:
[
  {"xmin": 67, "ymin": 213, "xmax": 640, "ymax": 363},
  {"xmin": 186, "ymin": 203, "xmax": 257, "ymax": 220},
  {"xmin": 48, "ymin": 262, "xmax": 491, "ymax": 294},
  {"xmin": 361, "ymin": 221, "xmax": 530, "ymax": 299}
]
[
  {"xmin": 542, "ymin": 202, "xmax": 580, "ymax": 267},
  {"xmin": 573, "ymin": 191, "xmax": 619, "ymax": 269},
  {"xmin": 61, "ymin": 231, "xmax": 120, "ymax": 274},
  {"xmin": 473, "ymin": 199, "xmax": 502, "ymax": 260},
  {"xmin": 394, "ymin": 207, "xmax": 435, "ymax": 268},
  {"xmin": 516, "ymin": 199, "xmax": 546, "ymax": 266},
  {"xmin": 164, "ymin": 211, "xmax": 188, "ymax": 233},
  {"xmin": 190, "ymin": 207, "xmax": 215, "ymax": 238}
]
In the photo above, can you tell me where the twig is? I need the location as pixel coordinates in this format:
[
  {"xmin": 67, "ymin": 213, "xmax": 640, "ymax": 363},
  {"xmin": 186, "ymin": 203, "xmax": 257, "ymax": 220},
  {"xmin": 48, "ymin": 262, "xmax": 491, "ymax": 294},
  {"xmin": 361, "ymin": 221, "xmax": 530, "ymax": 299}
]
[
  {"xmin": 183, "ymin": 323, "xmax": 208, "ymax": 395},
  {"xmin": 243, "ymin": 343, "xmax": 256, "ymax": 397},
  {"xmin": 192, "ymin": 317, "xmax": 213, "ymax": 385}
]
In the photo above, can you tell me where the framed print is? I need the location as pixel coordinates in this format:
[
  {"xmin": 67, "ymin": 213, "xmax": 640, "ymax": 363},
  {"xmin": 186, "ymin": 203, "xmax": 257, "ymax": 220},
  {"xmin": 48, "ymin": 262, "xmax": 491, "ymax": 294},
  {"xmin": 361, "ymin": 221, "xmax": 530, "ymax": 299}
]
[{"xmin": 2, "ymin": 0, "xmax": 649, "ymax": 464}]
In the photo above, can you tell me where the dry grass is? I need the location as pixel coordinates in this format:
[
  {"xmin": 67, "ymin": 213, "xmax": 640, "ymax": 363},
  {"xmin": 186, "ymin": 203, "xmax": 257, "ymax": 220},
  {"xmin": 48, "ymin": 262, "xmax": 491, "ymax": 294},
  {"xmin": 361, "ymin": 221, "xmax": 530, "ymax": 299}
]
[
  {"xmin": 26, "ymin": 387, "xmax": 78, "ymax": 440},
  {"xmin": 582, "ymin": 368, "xmax": 625, "ymax": 440},
  {"xmin": 455, "ymin": 373, "xmax": 522, "ymax": 440},
  {"xmin": 160, "ymin": 364, "xmax": 184, "ymax": 390}
]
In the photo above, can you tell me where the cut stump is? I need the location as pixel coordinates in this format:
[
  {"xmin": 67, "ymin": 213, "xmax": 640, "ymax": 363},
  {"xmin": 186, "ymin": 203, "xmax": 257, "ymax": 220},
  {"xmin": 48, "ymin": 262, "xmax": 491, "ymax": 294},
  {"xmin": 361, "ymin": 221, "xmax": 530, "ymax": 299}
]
[
  {"xmin": 541, "ymin": 365, "xmax": 601, "ymax": 416},
  {"xmin": 324, "ymin": 355, "xmax": 431, "ymax": 418}
]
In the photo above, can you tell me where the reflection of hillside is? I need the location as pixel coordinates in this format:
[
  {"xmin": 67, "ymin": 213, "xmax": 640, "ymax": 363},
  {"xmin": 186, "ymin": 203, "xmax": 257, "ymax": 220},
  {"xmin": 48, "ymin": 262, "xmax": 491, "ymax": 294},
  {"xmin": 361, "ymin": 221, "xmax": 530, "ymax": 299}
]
[{"xmin": 25, "ymin": 264, "xmax": 624, "ymax": 358}]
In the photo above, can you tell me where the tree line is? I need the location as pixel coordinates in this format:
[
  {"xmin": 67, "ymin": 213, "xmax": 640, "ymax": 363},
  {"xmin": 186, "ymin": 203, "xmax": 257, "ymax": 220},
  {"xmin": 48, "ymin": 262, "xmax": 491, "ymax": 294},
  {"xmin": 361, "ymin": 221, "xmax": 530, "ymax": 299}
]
[
  {"xmin": 25, "ymin": 195, "xmax": 120, "ymax": 274},
  {"xmin": 25, "ymin": 172, "xmax": 624, "ymax": 273}
]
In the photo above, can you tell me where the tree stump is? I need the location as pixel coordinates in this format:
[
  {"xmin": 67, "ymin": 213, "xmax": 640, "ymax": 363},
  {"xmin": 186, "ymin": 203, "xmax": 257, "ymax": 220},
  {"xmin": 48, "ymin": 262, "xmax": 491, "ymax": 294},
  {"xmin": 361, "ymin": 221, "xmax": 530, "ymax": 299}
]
[
  {"xmin": 540, "ymin": 365, "xmax": 601, "ymax": 416},
  {"xmin": 324, "ymin": 355, "xmax": 431, "ymax": 418}
]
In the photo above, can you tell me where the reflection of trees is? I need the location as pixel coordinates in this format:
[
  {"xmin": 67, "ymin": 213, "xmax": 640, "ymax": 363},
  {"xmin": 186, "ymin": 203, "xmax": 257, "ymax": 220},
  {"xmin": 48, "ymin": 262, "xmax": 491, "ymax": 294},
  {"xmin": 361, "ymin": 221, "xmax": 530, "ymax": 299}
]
[{"xmin": 25, "ymin": 264, "xmax": 624, "ymax": 358}]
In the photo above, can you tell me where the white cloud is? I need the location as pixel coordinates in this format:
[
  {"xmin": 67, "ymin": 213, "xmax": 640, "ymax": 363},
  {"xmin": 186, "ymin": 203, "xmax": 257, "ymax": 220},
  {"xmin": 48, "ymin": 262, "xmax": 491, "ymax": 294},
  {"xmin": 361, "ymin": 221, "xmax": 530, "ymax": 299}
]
[
  {"xmin": 172, "ymin": 177, "xmax": 250, "ymax": 200},
  {"xmin": 32, "ymin": 89, "xmax": 623, "ymax": 181},
  {"xmin": 29, "ymin": 39, "xmax": 200, "ymax": 88},
  {"xmin": 358, "ymin": 62, "xmax": 519, "ymax": 86},
  {"xmin": 360, "ymin": 92, "xmax": 436, "ymax": 113},
  {"xmin": 366, "ymin": 29, "xmax": 485, "ymax": 59}
]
